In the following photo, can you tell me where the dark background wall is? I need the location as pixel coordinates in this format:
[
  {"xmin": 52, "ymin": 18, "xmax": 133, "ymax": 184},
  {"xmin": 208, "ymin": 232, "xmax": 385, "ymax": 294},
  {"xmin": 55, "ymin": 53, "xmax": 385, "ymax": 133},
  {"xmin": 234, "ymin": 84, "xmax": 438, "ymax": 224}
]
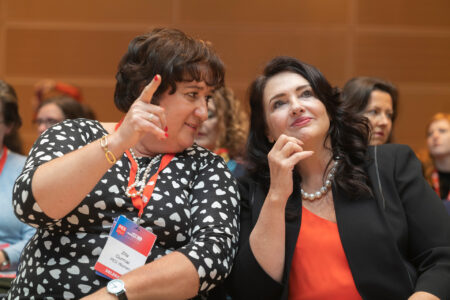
[{"xmin": 1, "ymin": 0, "xmax": 449, "ymax": 153}]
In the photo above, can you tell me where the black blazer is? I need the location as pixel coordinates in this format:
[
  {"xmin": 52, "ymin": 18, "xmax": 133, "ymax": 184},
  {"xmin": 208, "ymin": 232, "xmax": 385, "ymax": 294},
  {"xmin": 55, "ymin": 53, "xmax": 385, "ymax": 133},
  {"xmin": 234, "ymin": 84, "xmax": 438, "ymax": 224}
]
[{"xmin": 228, "ymin": 144, "xmax": 450, "ymax": 300}]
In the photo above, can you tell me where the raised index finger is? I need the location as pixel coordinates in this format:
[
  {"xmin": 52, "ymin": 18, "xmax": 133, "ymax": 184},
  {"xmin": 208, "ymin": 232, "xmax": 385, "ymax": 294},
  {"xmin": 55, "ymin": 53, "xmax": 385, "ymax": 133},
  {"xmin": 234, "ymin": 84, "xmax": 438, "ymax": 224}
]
[{"xmin": 138, "ymin": 74, "xmax": 161, "ymax": 104}]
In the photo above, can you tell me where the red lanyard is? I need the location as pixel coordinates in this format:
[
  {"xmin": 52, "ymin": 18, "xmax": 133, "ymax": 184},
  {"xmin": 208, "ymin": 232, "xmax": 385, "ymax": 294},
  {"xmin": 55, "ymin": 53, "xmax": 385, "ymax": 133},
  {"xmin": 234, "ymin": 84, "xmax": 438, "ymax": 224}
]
[
  {"xmin": 125, "ymin": 150, "xmax": 174, "ymax": 217},
  {"xmin": 431, "ymin": 169, "xmax": 450, "ymax": 201},
  {"xmin": 0, "ymin": 146, "xmax": 8, "ymax": 176},
  {"xmin": 114, "ymin": 120, "xmax": 174, "ymax": 217}
]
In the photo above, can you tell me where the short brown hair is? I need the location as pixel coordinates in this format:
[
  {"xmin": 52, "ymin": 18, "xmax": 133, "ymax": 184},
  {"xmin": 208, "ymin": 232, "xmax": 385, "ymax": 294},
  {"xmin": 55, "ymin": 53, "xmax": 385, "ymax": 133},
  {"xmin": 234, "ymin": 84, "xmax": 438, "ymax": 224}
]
[{"xmin": 114, "ymin": 28, "xmax": 225, "ymax": 112}]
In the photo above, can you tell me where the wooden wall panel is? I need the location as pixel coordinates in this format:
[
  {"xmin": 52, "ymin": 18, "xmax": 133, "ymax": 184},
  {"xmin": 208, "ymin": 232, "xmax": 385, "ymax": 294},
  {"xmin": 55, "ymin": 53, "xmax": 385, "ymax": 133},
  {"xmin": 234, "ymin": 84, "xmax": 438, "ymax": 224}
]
[
  {"xmin": 177, "ymin": 0, "xmax": 349, "ymax": 25},
  {"xmin": 5, "ymin": 0, "xmax": 173, "ymax": 24},
  {"xmin": 0, "ymin": 0, "xmax": 5, "ymax": 75},
  {"xmin": 190, "ymin": 29, "xmax": 349, "ymax": 94},
  {"xmin": 358, "ymin": 0, "xmax": 450, "ymax": 27},
  {"xmin": 6, "ymin": 29, "xmax": 141, "ymax": 78},
  {"xmin": 396, "ymin": 88, "xmax": 450, "ymax": 151},
  {"xmin": 0, "ymin": 0, "xmax": 448, "ymax": 154},
  {"xmin": 81, "ymin": 86, "xmax": 123, "ymax": 121},
  {"xmin": 355, "ymin": 33, "xmax": 450, "ymax": 83}
]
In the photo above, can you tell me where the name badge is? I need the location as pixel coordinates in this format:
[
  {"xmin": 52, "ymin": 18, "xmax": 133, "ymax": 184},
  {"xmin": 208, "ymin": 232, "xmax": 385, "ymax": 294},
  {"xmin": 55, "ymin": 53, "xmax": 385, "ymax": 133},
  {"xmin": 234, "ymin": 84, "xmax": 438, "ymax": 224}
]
[{"xmin": 94, "ymin": 215, "xmax": 157, "ymax": 279}]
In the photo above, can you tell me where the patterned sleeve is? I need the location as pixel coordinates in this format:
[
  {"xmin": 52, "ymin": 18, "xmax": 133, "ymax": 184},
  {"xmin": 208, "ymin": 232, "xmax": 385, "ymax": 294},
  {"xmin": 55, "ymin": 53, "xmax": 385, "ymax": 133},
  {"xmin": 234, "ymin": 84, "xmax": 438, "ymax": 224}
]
[
  {"xmin": 176, "ymin": 154, "xmax": 240, "ymax": 294},
  {"xmin": 12, "ymin": 119, "xmax": 105, "ymax": 228}
]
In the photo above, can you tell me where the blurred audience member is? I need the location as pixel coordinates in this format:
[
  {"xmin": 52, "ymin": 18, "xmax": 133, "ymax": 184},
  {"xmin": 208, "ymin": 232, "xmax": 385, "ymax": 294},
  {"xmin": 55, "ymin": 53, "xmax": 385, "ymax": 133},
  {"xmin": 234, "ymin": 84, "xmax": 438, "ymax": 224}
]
[
  {"xmin": 195, "ymin": 87, "xmax": 248, "ymax": 177},
  {"xmin": 0, "ymin": 80, "xmax": 35, "ymax": 293},
  {"xmin": 341, "ymin": 76, "xmax": 398, "ymax": 145},
  {"xmin": 34, "ymin": 96, "xmax": 92, "ymax": 135},
  {"xmin": 422, "ymin": 113, "xmax": 450, "ymax": 214},
  {"xmin": 33, "ymin": 79, "xmax": 96, "ymax": 121},
  {"xmin": 33, "ymin": 79, "xmax": 82, "ymax": 108}
]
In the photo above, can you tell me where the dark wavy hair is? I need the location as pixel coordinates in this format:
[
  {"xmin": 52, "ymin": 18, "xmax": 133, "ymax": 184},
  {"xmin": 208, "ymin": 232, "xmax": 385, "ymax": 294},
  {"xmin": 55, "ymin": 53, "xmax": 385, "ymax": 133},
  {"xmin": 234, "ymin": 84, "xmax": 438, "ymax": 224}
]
[
  {"xmin": 0, "ymin": 79, "xmax": 23, "ymax": 154},
  {"xmin": 341, "ymin": 76, "xmax": 398, "ymax": 143},
  {"xmin": 246, "ymin": 56, "xmax": 371, "ymax": 197},
  {"xmin": 114, "ymin": 28, "xmax": 225, "ymax": 112}
]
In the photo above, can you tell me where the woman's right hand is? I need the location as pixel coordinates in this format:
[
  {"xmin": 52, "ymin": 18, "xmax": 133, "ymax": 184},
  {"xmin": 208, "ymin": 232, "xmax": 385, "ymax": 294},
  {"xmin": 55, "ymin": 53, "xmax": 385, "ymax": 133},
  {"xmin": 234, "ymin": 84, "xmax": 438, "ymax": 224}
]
[
  {"xmin": 249, "ymin": 134, "xmax": 313, "ymax": 282},
  {"xmin": 113, "ymin": 75, "xmax": 167, "ymax": 150},
  {"xmin": 267, "ymin": 134, "xmax": 314, "ymax": 204}
]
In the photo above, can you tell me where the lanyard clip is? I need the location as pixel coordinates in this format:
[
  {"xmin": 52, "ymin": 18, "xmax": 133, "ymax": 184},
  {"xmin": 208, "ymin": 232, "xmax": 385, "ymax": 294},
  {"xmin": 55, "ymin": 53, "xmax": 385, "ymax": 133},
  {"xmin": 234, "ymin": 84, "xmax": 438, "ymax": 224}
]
[
  {"xmin": 135, "ymin": 209, "xmax": 144, "ymax": 227},
  {"xmin": 135, "ymin": 216, "xmax": 142, "ymax": 226}
]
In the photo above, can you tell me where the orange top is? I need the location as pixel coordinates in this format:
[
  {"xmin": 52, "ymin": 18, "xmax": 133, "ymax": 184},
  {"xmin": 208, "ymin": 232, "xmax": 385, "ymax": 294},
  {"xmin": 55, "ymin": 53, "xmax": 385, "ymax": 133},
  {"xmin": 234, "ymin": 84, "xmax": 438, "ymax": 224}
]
[{"xmin": 288, "ymin": 207, "xmax": 362, "ymax": 300}]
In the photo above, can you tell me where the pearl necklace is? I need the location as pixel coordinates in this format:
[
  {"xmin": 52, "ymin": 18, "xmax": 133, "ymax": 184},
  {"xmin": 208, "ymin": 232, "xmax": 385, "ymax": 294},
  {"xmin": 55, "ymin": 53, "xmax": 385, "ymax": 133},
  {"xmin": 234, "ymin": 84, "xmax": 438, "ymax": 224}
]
[
  {"xmin": 301, "ymin": 158, "xmax": 339, "ymax": 201},
  {"xmin": 125, "ymin": 149, "xmax": 162, "ymax": 198}
]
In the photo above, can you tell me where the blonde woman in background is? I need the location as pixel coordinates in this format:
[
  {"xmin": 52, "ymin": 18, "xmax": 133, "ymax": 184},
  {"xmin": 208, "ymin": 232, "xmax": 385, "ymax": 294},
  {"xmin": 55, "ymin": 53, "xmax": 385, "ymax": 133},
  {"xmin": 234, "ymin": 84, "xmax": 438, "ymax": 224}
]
[{"xmin": 195, "ymin": 87, "xmax": 248, "ymax": 177}]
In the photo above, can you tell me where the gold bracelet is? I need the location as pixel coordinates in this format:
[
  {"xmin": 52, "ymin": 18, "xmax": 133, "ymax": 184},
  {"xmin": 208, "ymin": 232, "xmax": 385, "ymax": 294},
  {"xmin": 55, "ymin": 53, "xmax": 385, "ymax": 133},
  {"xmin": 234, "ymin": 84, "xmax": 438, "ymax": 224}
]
[{"xmin": 100, "ymin": 135, "xmax": 117, "ymax": 164}]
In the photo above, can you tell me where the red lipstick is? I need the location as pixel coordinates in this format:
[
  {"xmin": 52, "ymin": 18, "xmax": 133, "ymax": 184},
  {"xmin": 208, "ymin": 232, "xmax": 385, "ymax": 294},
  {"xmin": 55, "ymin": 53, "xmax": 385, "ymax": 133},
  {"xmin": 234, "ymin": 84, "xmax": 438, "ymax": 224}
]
[{"xmin": 291, "ymin": 116, "xmax": 311, "ymax": 127}]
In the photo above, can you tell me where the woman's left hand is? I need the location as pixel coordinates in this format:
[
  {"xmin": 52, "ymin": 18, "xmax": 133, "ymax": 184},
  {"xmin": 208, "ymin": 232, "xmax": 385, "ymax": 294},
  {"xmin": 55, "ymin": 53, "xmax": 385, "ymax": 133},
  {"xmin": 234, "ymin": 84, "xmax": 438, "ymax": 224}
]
[{"xmin": 408, "ymin": 291, "xmax": 440, "ymax": 300}]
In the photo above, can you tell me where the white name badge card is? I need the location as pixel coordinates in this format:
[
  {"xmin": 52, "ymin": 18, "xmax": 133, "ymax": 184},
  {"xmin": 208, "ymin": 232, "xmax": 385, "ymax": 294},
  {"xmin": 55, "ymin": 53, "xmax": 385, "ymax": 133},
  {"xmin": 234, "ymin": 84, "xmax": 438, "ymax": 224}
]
[{"xmin": 95, "ymin": 215, "xmax": 157, "ymax": 279}]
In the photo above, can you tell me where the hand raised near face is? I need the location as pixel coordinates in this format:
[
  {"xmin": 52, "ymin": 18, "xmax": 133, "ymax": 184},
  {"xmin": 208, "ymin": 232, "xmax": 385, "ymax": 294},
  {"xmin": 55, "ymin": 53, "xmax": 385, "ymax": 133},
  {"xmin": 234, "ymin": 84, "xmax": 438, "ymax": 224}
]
[
  {"xmin": 267, "ymin": 134, "xmax": 314, "ymax": 203},
  {"xmin": 115, "ymin": 75, "xmax": 168, "ymax": 149}
]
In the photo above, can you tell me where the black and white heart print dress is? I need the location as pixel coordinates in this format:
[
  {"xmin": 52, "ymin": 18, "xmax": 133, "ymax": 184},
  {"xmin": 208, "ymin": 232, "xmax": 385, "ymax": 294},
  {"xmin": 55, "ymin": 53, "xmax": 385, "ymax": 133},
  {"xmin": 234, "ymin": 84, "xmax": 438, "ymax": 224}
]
[{"xmin": 7, "ymin": 119, "xmax": 240, "ymax": 300}]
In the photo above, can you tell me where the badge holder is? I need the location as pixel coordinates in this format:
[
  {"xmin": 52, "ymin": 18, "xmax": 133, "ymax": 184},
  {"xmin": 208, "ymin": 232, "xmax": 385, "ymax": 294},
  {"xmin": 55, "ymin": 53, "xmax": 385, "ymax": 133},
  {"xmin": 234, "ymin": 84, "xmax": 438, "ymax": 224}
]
[{"xmin": 95, "ymin": 215, "xmax": 156, "ymax": 279}]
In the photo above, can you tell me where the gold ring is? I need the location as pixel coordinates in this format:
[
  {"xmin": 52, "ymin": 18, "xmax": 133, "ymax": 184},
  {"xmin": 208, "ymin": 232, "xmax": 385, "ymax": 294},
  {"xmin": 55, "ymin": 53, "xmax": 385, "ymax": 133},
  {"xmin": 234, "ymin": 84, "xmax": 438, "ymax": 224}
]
[{"xmin": 148, "ymin": 113, "xmax": 155, "ymax": 122}]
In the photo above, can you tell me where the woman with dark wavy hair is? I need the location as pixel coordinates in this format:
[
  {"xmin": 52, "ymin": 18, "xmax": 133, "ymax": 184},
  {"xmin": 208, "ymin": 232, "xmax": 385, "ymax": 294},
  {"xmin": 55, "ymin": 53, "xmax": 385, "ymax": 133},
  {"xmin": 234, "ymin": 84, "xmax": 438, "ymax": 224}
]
[
  {"xmin": 341, "ymin": 76, "xmax": 398, "ymax": 145},
  {"xmin": 227, "ymin": 56, "xmax": 450, "ymax": 300},
  {"xmin": 8, "ymin": 28, "xmax": 239, "ymax": 300}
]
